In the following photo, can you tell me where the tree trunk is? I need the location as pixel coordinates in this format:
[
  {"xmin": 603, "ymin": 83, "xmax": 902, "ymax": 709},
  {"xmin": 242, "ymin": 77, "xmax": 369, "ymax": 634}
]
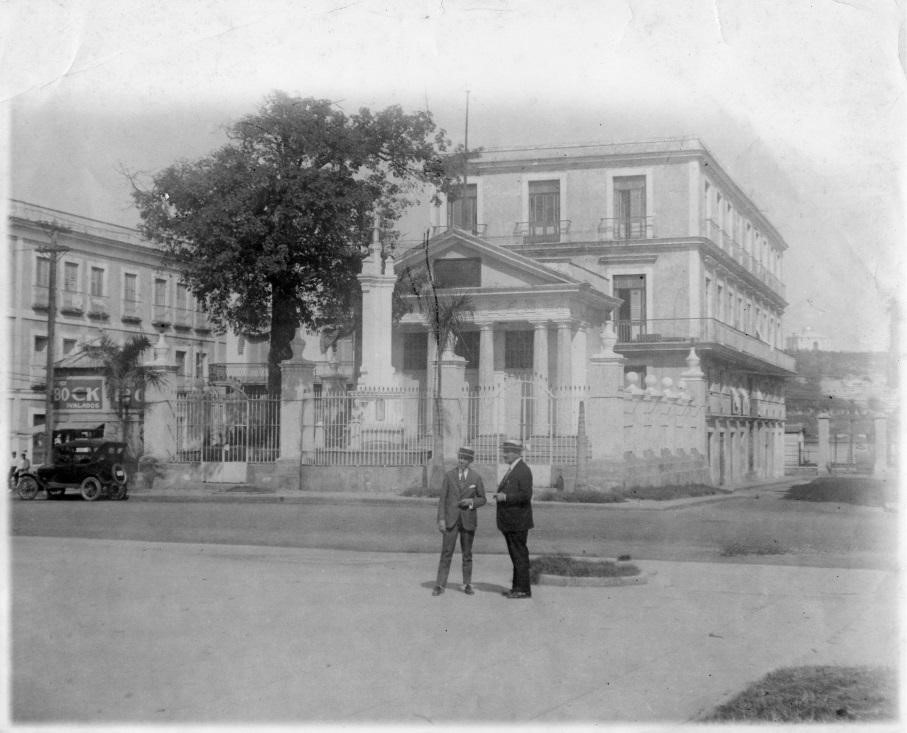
[{"xmin": 268, "ymin": 286, "xmax": 298, "ymax": 397}]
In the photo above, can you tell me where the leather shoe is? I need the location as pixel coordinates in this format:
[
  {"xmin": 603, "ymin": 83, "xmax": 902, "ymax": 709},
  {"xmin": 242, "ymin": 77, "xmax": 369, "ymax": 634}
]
[
  {"xmin": 464, "ymin": 584, "xmax": 474, "ymax": 595},
  {"xmin": 503, "ymin": 590, "xmax": 531, "ymax": 599},
  {"xmin": 432, "ymin": 586, "xmax": 444, "ymax": 596}
]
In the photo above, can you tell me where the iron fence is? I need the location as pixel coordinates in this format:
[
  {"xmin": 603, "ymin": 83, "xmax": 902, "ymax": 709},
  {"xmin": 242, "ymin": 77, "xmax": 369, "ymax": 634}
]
[{"xmin": 174, "ymin": 392, "xmax": 280, "ymax": 463}]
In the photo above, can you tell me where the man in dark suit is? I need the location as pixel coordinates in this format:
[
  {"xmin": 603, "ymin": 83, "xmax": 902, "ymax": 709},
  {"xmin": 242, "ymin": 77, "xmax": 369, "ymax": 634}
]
[
  {"xmin": 433, "ymin": 446, "xmax": 486, "ymax": 596},
  {"xmin": 493, "ymin": 439, "xmax": 533, "ymax": 599}
]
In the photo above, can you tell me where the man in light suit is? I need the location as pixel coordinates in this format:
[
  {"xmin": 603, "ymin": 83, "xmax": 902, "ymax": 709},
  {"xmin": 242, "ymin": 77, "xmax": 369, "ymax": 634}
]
[
  {"xmin": 433, "ymin": 446, "xmax": 486, "ymax": 596},
  {"xmin": 493, "ymin": 439, "xmax": 534, "ymax": 599}
]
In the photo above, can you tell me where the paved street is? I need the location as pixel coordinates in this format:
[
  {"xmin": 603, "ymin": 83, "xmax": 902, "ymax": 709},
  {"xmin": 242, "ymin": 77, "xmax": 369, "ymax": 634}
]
[
  {"xmin": 11, "ymin": 535, "xmax": 897, "ymax": 725},
  {"xmin": 7, "ymin": 481, "xmax": 901, "ymax": 726}
]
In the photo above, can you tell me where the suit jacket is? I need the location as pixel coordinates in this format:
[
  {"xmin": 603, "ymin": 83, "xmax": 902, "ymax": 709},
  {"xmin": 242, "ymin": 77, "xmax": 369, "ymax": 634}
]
[
  {"xmin": 495, "ymin": 458, "xmax": 533, "ymax": 532},
  {"xmin": 437, "ymin": 467, "xmax": 486, "ymax": 531}
]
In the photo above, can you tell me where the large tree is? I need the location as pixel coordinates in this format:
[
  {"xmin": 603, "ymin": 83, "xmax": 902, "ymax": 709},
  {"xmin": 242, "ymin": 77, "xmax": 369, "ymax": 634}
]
[{"xmin": 132, "ymin": 92, "xmax": 450, "ymax": 394}]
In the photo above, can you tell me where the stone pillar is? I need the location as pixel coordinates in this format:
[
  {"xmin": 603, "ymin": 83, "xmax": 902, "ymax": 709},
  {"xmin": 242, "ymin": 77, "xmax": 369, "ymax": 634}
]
[
  {"xmin": 531, "ymin": 320, "xmax": 550, "ymax": 434},
  {"xmin": 434, "ymin": 334, "xmax": 468, "ymax": 466},
  {"xmin": 873, "ymin": 414, "xmax": 888, "ymax": 477},
  {"xmin": 279, "ymin": 343, "xmax": 316, "ymax": 462},
  {"xmin": 142, "ymin": 333, "xmax": 178, "ymax": 461},
  {"xmin": 357, "ymin": 231, "xmax": 397, "ymax": 388},
  {"xmin": 477, "ymin": 321, "xmax": 496, "ymax": 434},
  {"xmin": 817, "ymin": 413, "xmax": 831, "ymax": 475},
  {"xmin": 556, "ymin": 321, "xmax": 573, "ymax": 433},
  {"xmin": 585, "ymin": 321, "xmax": 625, "ymax": 461},
  {"xmin": 680, "ymin": 346, "xmax": 708, "ymax": 459}
]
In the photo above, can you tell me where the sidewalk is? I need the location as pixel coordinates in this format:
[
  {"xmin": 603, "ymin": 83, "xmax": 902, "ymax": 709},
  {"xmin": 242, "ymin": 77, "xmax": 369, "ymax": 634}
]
[
  {"xmin": 128, "ymin": 476, "xmax": 797, "ymax": 510},
  {"xmin": 11, "ymin": 535, "xmax": 899, "ymax": 725}
]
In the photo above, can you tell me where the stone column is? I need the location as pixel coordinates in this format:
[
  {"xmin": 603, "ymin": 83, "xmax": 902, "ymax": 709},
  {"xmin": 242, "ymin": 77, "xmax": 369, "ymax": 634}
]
[
  {"xmin": 434, "ymin": 334, "xmax": 468, "ymax": 466},
  {"xmin": 873, "ymin": 414, "xmax": 888, "ymax": 477},
  {"xmin": 556, "ymin": 321, "xmax": 573, "ymax": 433},
  {"xmin": 817, "ymin": 413, "xmax": 831, "ymax": 475},
  {"xmin": 680, "ymin": 346, "xmax": 708, "ymax": 459},
  {"xmin": 142, "ymin": 333, "xmax": 179, "ymax": 461},
  {"xmin": 477, "ymin": 321, "xmax": 496, "ymax": 434},
  {"xmin": 279, "ymin": 342, "xmax": 316, "ymax": 463},
  {"xmin": 585, "ymin": 321, "xmax": 625, "ymax": 461},
  {"xmin": 531, "ymin": 320, "xmax": 550, "ymax": 434},
  {"xmin": 357, "ymin": 232, "xmax": 397, "ymax": 388}
]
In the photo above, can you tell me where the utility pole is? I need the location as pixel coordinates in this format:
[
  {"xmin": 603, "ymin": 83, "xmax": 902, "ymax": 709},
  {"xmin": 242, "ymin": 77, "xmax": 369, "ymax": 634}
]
[
  {"xmin": 463, "ymin": 89, "xmax": 470, "ymax": 232},
  {"xmin": 36, "ymin": 221, "xmax": 71, "ymax": 464}
]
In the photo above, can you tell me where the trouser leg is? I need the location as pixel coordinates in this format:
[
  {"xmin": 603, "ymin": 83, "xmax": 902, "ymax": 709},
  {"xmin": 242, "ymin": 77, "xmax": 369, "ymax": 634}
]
[
  {"xmin": 435, "ymin": 523, "xmax": 459, "ymax": 587},
  {"xmin": 459, "ymin": 529, "xmax": 475, "ymax": 585},
  {"xmin": 504, "ymin": 530, "xmax": 530, "ymax": 593}
]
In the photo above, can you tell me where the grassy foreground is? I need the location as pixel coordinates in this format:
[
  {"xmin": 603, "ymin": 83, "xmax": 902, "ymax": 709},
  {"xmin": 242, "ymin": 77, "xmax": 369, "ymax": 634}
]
[
  {"xmin": 702, "ymin": 665, "xmax": 897, "ymax": 722},
  {"xmin": 784, "ymin": 476, "xmax": 891, "ymax": 507}
]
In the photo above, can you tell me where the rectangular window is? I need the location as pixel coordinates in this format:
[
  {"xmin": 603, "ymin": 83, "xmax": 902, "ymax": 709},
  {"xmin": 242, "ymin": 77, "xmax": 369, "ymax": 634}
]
[
  {"xmin": 614, "ymin": 274, "xmax": 647, "ymax": 341},
  {"xmin": 154, "ymin": 278, "xmax": 168, "ymax": 306},
  {"xmin": 528, "ymin": 180, "xmax": 560, "ymax": 243},
  {"xmin": 433, "ymin": 257, "xmax": 481, "ymax": 288},
  {"xmin": 504, "ymin": 331, "xmax": 533, "ymax": 370},
  {"xmin": 454, "ymin": 331, "xmax": 480, "ymax": 370},
  {"xmin": 62, "ymin": 338, "xmax": 77, "ymax": 355},
  {"xmin": 36, "ymin": 257, "xmax": 50, "ymax": 287},
  {"xmin": 175, "ymin": 350, "xmax": 187, "ymax": 376},
  {"xmin": 403, "ymin": 333, "xmax": 427, "ymax": 371},
  {"xmin": 64, "ymin": 262, "xmax": 79, "ymax": 292},
  {"xmin": 34, "ymin": 335, "xmax": 48, "ymax": 354},
  {"xmin": 90, "ymin": 267, "xmax": 104, "ymax": 296},
  {"xmin": 195, "ymin": 352, "xmax": 207, "ymax": 379},
  {"xmin": 613, "ymin": 175, "xmax": 647, "ymax": 239},
  {"xmin": 447, "ymin": 183, "xmax": 477, "ymax": 233},
  {"xmin": 124, "ymin": 273, "xmax": 138, "ymax": 302}
]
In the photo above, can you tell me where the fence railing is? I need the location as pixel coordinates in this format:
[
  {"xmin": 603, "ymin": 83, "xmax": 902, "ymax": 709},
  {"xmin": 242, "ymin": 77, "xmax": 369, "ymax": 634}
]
[{"xmin": 174, "ymin": 393, "xmax": 280, "ymax": 463}]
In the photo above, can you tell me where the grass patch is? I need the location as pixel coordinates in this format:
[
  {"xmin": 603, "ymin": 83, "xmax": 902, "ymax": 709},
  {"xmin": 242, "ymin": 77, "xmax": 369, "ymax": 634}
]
[
  {"xmin": 784, "ymin": 476, "xmax": 887, "ymax": 507},
  {"xmin": 702, "ymin": 665, "xmax": 896, "ymax": 722},
  {"xmin": 720, "ymin": 539, "xmax": 788, "ymax": 557},
  {"xmin": 529, "ymin": 554, "xmax": 641, "ymax": 584},
  {"xmin": 537, "ymin": 483, "xmax": 726, "ymax": 503}
]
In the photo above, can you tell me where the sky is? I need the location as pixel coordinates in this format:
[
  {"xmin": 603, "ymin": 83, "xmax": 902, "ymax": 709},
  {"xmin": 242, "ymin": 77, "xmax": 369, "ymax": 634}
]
[{"xmin": 3, "ymin": 0, "xmax": 905, "ymax": 352}]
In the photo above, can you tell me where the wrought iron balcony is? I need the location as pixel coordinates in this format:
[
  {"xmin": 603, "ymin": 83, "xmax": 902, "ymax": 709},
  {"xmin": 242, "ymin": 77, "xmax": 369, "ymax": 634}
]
[
  {"xmin": 151, "ymin": 304, "xmax": 172, "ymax": 326},
  {"xmin": 88, "ymin": 295, "xmax": 109, "ymax": 319},
  {"xmin": 614, "ymin": 317, "xmax": 795, "ymax": 373},
  {"xmin": 122, "ymin": 299, "xmax": 142, "ymax": 322},
  {"xmin": 173, "ymin": 307, "xmax": 193, "ymax": 327},
  {"xmin": 513, "ymin": 219, "xmax": 571, "ymax": 244},
  {"xmin": 60, "ymin": 290, "xmax": 84, "ymax": 314},
  {"xmin": 704, "ymin": 219, "xmax": 785, "ymax": 299},
  {"xmin": 598, "ymin": 216, "xmax": 655, "ymax": 241},
  {"xmin": 32, "ymin": 285, "xmax": 49, "ymax": 309}
]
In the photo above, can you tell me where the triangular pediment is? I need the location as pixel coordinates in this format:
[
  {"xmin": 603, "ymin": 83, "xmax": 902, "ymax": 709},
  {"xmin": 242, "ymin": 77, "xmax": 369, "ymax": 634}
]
[{"xmin": 394, "ymin": 228, "xmax": 582, "ymax": 290}]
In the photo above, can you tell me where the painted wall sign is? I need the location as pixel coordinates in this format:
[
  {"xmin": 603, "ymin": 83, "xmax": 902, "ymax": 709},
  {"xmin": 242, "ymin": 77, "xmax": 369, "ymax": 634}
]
[{"xmin": 54, "ymin": 378, "xmax": 104, "ymax": 410}]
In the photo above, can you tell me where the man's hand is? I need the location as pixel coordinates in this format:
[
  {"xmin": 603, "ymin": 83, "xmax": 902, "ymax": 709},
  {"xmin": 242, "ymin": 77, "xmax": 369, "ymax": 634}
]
[
  {"xmin": 494, "ymin": 492, "xmax": 506, "ymax": 502},
  {"xmin": 438, "ymin": 520, "xmax": 446, "ymax": 532},
  {"xmin": 457, "ymin": 499, "xmax": 471, "ymax": 509}
]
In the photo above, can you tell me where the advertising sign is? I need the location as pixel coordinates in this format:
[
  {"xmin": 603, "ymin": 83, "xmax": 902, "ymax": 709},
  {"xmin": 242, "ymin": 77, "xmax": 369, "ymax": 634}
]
[{"xmin": 54, "ymin": 378, "xmax": 104, "ymax": 410}]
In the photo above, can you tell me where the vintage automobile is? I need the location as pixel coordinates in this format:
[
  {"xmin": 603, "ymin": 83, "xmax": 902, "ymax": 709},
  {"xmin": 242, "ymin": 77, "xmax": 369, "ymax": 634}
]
[{"xmin": 16, "ymin": 439, "xmax": 129, "ymax": 501}]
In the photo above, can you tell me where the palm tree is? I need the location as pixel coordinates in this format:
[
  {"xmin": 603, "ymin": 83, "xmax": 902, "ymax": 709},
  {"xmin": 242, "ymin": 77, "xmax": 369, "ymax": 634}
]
[
  {"xmin": 396, "ymin": 233, "xmax": 473, "ymax": 490},
  {"xmin": 80, "ymin": 334, "xmax": 168, "ymax": 453}
]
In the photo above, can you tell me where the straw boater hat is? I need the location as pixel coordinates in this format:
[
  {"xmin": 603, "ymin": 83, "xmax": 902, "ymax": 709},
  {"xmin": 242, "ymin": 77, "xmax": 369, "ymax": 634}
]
[
  {"xmin": 500, "ymin": 439, "xmax": 523, "ymax": 453},
  {"xmin": 457, "ymin": 446, "xmax": 475, "ymax": 461}
]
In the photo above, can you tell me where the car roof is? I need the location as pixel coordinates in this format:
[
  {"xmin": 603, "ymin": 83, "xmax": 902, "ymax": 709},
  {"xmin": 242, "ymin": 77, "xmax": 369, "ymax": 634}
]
[{"xmin": 59, "ymin": 439, "xmax": 126, "ymax": 449}]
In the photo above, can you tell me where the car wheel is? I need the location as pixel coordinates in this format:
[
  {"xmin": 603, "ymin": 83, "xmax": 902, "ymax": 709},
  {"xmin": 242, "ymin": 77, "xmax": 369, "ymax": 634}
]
[
  {"xmin": 109, "ymin": 481, "xmax": 128, "ymax": 501},
  {"xmin": 46, "ymin": 487, "xmax": 65, "ymax": 499},
  {"xmin": 80, "ymin": 477, "xmax": 103, "ymax": 502},
  {"xmin": 16, "ymin": 477, "xmax": 39, "ymax": 500}
]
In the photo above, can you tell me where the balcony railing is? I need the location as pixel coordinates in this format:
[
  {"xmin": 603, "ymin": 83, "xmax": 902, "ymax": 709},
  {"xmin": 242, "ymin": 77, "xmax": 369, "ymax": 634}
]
[
  {"xmin": 614, "ymin": 317, "xmax": 795, "ymax": 372},
  {"xmin": 151, "ymin": 304, "xmax": 172, "ymax": 325},
  {"xmin": 29, "ymin": 362, "xmax": 46, "ymax": 387},
  {"xmin": 122, "ymin": 299, "xmax": 142, "ymax": 322},
  {"xmin": 88, "ymin": 295, "xmax": 109, "ymax": 318},
  {"xmin": 32, "ymin": 285, "xmax": 49, "ymax": 309},
  {"xmin": 707, "ymin": 391, "xmax": 785, "ymax": 419},
  {"xmin": 194, "ymin": 310, "xmax": 212, "ymax": 330},
  {"xmin": 431, "ymin": 224, "xmax": 488, "ymax": 237},
  {"xmin": 174, "ymin": 307, "xmax": 193, "ymax": 327},
  {"xmin": 704, "ymin": 218, "xmax": 785, "ymax": 299},
  {"xmin": 209, "ymin": 362, "xmax": 269, "ymax": 385},
  {"xmin": 60, "ymin": 290, "xmax": 84, "ymax": 314},
  {"xmin": 513, "ymin": 220, "xmax": 571, "ymax": 244},
  {"xmin": 598, "ymin": 216, "xmax": 655, "ymax": 241}
]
